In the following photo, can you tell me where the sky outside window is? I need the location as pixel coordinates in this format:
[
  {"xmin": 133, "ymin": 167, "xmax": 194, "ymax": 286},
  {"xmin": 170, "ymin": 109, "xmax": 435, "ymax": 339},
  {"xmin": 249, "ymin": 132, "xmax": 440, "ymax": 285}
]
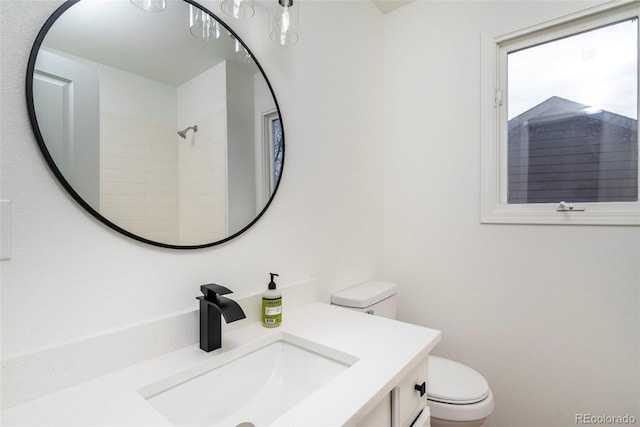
[{"xmin": 508, "ymin": 18, "xmax": 638, "ymax": 120}]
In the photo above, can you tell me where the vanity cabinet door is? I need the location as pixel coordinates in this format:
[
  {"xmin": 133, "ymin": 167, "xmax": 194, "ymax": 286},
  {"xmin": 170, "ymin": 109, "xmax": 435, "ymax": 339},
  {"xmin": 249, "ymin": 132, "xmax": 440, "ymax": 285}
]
[
  {"xmin": 392, "ymin": 356, "xmax": 429, "ymax": 427},
  {"xmin": 357, "ymin": 394, "xmax": 392, "ymax": 426}
]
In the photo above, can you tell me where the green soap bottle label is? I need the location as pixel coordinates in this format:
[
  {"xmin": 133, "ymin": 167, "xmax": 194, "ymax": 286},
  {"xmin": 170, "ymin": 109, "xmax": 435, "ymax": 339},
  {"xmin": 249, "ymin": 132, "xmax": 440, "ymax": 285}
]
[{"xmin": 262, "ymin": 297, "xmax": 282, "ymax": 327}]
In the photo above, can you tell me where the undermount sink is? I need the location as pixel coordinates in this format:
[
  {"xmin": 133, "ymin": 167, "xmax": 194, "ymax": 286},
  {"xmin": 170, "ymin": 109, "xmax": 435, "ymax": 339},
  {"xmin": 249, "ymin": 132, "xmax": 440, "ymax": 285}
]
[{"xmin": 139, "ymin": 334, "xmax": 357, "ymax": 426}]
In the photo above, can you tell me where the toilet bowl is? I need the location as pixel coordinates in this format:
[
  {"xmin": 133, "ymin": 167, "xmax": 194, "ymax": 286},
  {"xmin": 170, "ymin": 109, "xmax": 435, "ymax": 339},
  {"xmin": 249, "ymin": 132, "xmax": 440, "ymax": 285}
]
[
  {"xmin": 331, "ymin": 281, "xmax": 494, "ymax": 427},
  {"xmin": 427, "ymin": 356, "xmax": 494, "ymax": 427}
]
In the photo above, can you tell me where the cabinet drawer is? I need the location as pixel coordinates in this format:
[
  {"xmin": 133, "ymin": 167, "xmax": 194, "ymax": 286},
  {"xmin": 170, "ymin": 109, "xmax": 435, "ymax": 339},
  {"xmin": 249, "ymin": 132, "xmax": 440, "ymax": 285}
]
[
  {"xmin": 392, "ymin": 356, "xmax": 429, "ymax": 427},
  {"xmin": 410, "ymin": 406, "xmax": 431, "ymax": 427}
]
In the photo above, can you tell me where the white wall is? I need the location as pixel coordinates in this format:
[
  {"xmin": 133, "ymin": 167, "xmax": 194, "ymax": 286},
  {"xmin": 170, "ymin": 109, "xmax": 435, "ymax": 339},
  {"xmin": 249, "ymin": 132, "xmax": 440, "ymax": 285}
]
[
  {"xmin": 0, "ymin": 0, "xmax": 384, "ymax": 402},
  {"xmin": 226, "ymin": 60, "xmax": 257, "ymax": 234},
  {"xmin": 99, "ymin": 62, "xmax": 180, "ymax": 243},
  {"xmin": 177, "ymin": 61, "xmax": 226, "ymax": 123},
  {"xmin": 383, "ymin": 2, "xmax": 639, "ymax": 426},
  {"xmin": 36, "ymin": 50, "xmax": 182, "ymax": 243},
  {"xmin": 4, "ymin": 0, "xmax": 637, "ymax": 423},
  {"xmin": 99, "ymin": 62, "xmax": 178, "ymax": 124},
  {"xmin": 177, "ymin": 62, "xmax": 228, "ymax": 244}
]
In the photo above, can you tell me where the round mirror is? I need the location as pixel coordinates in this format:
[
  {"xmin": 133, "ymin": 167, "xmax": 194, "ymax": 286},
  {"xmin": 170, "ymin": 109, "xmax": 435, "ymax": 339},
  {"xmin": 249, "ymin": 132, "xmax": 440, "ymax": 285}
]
[{"xmin": 26, "ymin": 0, "xmax": 284, "ymax": 249}]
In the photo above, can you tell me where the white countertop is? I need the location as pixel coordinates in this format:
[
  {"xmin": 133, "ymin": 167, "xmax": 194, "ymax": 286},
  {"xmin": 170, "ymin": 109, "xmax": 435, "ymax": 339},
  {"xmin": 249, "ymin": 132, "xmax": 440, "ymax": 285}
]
[{"xmin": 2, "ymin": 303, "xmax": 441, "ymax": 426}]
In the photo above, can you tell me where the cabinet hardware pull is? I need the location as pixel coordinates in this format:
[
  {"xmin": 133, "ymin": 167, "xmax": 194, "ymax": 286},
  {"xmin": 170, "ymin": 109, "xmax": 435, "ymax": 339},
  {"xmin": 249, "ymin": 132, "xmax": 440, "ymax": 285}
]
[{"xmin": 414, "ymin": 382, "xmax": 426, "ymax": 397}]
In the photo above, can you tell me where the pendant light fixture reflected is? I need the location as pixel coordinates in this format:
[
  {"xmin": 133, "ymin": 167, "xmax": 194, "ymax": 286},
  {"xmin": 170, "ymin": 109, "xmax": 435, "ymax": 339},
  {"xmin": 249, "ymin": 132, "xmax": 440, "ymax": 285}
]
[
  {"xmin": 129, "ymin": 0, "xmax": 166, "ymax": 12},
  {"xmin": 221, "ymin": 0, "xmax": 255, "ymax": 20},
  {"xmin": 270, "ymin": 0, "xmax": 299, "ymax": 45},
  {"xmin": 190, "ymin": 5, "xmax": 220, "ymax": 42},
  {"xmin": 233, "ymin": 37, "xmax": 252, "ymax": 63}
]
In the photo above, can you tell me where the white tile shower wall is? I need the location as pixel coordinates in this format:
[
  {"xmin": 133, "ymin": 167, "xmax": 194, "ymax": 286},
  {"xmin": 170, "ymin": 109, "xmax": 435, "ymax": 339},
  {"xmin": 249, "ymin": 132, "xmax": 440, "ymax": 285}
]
[
  {"xmin": 178, "ymin": 110, "xmax": 227, "ymax": 245},
  {"xmin": 100, "ymin": 112, "xmax": 179, "ymax": 243}
]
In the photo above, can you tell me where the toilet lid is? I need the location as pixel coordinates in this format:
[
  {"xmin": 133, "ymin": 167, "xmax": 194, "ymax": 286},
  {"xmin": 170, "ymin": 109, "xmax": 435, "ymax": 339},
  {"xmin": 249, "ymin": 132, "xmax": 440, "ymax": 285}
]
[
  {"xmin": 331, "ymin": 281, "xmax": 398, "ymax": 308},
  {"xmin": 427, "ymin": 356, "xmax": 490, "ymax": 405}
]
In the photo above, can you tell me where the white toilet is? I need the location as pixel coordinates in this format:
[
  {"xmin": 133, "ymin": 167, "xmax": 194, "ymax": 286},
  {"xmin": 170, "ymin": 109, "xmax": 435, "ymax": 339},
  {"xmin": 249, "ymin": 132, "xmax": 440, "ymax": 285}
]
[{"xmin": 331, "ymin": 281, "xmax": 494, "ymax": 427}]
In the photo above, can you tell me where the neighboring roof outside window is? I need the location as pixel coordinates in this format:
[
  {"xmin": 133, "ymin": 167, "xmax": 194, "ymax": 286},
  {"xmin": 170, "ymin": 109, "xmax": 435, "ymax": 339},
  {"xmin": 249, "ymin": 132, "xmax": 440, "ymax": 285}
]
[{"xmin": 508, "ymin": 96, "xmax": 638, "ymax": 204}]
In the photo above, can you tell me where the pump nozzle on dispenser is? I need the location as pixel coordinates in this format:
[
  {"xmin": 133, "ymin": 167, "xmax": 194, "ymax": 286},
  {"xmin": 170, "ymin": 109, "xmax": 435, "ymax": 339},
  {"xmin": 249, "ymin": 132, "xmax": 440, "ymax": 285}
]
[{"xmin": 268, "ymin": 272, "xmax": 279, "ymax": 289}]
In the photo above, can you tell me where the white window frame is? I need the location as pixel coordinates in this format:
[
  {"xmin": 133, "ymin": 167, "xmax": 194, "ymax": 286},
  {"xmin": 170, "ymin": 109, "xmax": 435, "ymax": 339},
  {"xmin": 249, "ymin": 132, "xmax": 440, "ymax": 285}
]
[
  {"xmin": 256, "ymin": 109, "xmax": 280, "ymax": 210},
  {"xmin": 480, "ymin": 0, "xmax": 640, "ymax": 225}
]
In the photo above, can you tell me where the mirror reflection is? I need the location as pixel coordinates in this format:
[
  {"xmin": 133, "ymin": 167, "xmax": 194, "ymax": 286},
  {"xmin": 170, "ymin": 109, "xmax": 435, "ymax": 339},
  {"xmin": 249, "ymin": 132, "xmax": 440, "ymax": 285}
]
[{"xmin": 29, "ymin": 0, "xmax": 284, "ymax": 248}]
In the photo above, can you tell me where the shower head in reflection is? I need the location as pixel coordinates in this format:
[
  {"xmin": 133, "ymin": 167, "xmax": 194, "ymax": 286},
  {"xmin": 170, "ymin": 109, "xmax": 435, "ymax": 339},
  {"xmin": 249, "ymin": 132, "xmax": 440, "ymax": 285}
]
[{"xmin": 178, "ymin": 125, "xmax": 198, "ymax": 139}]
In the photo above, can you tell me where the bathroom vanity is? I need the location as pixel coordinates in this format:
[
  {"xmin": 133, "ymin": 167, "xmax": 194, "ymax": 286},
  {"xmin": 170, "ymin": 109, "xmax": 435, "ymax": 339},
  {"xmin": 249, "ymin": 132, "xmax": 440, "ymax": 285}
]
[{"xmin": 2, "ymin": 303, "xmax": 440, "ymax": 426}]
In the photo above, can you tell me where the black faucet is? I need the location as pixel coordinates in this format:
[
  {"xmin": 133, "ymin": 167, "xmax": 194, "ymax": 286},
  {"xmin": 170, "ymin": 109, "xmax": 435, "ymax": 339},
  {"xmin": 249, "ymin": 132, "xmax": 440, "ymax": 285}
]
[{"xmin": 196, "ymin": 284, "xmax": 246, "ymax": 352}]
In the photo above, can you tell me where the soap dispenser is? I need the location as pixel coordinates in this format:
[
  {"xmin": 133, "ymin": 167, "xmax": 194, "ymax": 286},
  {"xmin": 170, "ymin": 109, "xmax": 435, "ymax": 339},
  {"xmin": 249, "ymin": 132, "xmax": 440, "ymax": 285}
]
[{"xmin": 262, "ymin": 273, "xmax": 282, "ymax": 328}]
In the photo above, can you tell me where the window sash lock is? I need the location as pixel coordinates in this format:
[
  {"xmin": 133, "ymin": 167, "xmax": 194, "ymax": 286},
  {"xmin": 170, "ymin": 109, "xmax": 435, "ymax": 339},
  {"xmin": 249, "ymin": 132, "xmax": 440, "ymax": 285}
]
[{"xmin": 556, "ymin": 201, "xmax": 586, "ymax": 212}]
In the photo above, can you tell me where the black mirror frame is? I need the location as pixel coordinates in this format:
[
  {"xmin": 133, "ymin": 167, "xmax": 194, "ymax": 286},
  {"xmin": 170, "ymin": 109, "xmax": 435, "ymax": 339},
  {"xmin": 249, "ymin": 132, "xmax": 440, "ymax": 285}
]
[{"xmin": 26, "ymin": 0, "xmax": 285, "ymax": 250}]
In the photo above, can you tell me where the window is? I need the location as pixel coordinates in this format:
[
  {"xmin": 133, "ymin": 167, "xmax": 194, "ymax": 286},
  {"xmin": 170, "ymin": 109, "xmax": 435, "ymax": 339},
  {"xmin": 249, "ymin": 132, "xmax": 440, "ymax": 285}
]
[
  {"xmin": 257, "ymin": 111, "xmax": 284, "ymax": 208},
  {"xmin": 481, "ymin": 1, "xmax": 640, "ymax": 225},
  {"xmin": 271, "ymin": 116, "xmax": 284, "ymax": 187}
]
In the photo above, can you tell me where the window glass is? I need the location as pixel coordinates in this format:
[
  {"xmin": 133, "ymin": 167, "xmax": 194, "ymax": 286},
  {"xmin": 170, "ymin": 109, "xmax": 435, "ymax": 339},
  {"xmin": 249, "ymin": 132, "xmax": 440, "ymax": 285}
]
[
  {"xmin": 507, "ymin": 19, "xmax": 638, "ymax": 204},
  {"xmin": 272, "ymin": 117, "xmax": 283, "ymax": 185}
]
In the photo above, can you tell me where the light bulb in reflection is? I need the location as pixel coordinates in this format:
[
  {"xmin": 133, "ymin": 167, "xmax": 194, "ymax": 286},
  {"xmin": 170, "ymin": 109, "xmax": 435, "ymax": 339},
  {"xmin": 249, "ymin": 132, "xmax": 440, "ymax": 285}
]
[
  {"xmin": 190, "ymin": 5, "xmax": 220, "ymax": 42},
  {"xmin": 130, "ymin": 0, "xmax": 166, "ymax": 12},
  {"xmin": 233, "ymin": 38, "xmax": 252, "ymax": 62},
  {"xmin": 221, "ymin": 0, "xmax": 255, "ymax": 20}
]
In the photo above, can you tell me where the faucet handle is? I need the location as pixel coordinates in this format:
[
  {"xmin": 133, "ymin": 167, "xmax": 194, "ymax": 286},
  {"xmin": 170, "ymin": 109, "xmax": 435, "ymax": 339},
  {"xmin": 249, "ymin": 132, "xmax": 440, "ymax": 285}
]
[{"xmin": 200, "ymin": 283, "xmax": 233, "ymax": 301}]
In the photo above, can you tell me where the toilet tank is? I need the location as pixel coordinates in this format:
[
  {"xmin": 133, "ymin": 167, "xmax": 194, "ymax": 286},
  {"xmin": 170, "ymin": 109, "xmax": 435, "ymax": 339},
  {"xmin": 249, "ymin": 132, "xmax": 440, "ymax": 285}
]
[{"xmin": 331, "ymin": 281, "xmax": 398, "ymax": 319}]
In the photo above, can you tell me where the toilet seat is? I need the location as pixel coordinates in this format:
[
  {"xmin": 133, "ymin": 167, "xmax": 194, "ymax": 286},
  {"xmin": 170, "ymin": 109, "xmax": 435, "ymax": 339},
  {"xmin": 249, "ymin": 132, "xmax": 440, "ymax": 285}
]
[
  {"xmin": 429, "ymin": 389, "xmax": 494, "ymax": 422},
  {"xmin": 427, "ymin": 356, "xmax": 494, "ymax": 423},
  {"xmin": 428, "ymin": 356, "xmax": 489, "ymax": 404}
]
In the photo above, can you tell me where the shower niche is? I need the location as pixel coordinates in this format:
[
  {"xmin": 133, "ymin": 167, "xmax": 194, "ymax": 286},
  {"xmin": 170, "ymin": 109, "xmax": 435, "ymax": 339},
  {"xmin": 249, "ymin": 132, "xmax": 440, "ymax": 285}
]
[{"xmin": 27, "ymin": 0, "xmax": 284, "ymax": 249}]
